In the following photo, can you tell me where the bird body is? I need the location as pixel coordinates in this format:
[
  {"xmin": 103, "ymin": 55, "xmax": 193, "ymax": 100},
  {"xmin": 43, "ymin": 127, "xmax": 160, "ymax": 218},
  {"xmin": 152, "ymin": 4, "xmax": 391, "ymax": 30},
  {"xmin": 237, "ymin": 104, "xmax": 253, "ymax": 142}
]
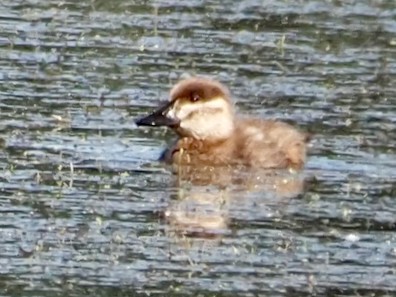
[{"xmin": 136, "ymin": 77, "xmax": 309, "ymax": 170}]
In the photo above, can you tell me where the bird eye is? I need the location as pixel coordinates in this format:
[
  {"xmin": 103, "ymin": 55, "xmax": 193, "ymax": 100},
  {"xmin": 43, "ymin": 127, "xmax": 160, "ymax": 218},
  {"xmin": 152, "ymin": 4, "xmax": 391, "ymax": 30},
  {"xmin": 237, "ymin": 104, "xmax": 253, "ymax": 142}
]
[{"xmin": 190, "ymin": 93, "xmax": 200, "ymax": 102}]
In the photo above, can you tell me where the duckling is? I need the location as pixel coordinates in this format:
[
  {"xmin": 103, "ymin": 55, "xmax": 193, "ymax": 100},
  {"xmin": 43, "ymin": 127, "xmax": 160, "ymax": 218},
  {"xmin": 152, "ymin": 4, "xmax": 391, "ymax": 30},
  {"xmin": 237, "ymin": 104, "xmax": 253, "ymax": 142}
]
[{"xmin": 136, "ymin": 77, "xmax": 310, "ymax": 170}]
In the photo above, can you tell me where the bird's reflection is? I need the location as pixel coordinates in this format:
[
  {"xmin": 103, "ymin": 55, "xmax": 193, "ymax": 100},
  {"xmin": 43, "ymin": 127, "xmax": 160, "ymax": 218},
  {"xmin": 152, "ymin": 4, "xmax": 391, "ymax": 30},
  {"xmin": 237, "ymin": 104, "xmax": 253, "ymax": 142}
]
[
  {"xmin": 163, "ymin": 165, "xmax": 306, "ymax": 241},
  {"xmin": 165, "ymin": 188, "xmax": 229, "ymax": 239}
]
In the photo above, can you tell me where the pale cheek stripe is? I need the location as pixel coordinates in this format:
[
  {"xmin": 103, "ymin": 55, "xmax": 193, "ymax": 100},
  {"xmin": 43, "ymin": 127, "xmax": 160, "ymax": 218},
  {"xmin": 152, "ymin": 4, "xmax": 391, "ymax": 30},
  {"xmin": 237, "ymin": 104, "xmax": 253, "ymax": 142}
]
[{"xmin": 171, "ymin": 97, "xmax": 229, "ymax": 120}]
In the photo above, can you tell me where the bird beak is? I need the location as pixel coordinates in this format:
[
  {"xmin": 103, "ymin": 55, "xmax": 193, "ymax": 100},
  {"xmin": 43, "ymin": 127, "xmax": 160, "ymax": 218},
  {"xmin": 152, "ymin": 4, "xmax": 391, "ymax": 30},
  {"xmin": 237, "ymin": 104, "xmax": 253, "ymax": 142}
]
[{"xmin": 135, "ymin": 101, "xmax": 180, "ymax": 127}]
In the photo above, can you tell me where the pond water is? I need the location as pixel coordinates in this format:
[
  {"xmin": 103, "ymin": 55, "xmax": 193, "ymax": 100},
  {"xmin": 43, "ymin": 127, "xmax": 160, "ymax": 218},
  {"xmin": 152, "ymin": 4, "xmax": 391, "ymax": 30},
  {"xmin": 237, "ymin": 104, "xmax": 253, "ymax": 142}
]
[{"xmin": 0, "ymin": 0, "xmax": 396, "ymax": 296}]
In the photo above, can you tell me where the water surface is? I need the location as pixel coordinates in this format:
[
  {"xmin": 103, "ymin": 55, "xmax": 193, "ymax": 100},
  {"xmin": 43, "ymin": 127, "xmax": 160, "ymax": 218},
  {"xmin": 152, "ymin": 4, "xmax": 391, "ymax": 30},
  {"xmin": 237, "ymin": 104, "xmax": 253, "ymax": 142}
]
[{"xmin": 0, "ymin": 0, "xmax": 396, "ymax": 296}]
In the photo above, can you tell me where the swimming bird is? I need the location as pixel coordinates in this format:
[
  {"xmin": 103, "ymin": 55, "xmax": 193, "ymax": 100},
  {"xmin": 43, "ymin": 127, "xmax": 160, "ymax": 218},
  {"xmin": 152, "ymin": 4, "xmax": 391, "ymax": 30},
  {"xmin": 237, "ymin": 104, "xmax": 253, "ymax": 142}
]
[{"xmin": 136, "ymin": 77, "xmax": 310, "ymax": 170}]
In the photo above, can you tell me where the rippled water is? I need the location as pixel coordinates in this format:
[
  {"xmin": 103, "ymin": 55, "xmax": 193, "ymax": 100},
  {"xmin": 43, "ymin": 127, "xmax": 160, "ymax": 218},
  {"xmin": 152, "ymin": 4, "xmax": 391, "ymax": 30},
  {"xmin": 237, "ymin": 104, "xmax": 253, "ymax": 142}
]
[{"xmin": 1, "ymin": 0, "xmax": 396, "ymax": 296}]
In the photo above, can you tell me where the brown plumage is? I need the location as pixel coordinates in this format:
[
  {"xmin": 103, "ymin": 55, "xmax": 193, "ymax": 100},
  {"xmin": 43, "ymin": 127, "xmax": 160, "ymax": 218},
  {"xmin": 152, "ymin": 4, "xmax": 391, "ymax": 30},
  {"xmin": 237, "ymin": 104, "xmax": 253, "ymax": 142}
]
[{"xmin": 136, "ymin": 76, "xmax": 310, "ymax": 170}]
